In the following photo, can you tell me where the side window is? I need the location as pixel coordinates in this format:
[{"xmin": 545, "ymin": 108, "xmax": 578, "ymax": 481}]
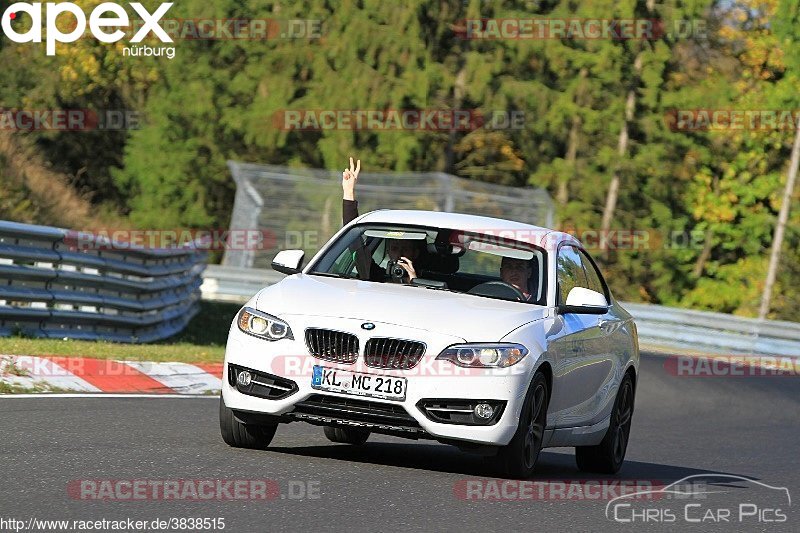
[
  {"xmin": 578, "ymin": 249, "xmax": 608, "ymax": 300},
  {"xmin": 556, "ymin": 246, "xmax": 587, "ymax": 306},
  {"xmin": 331, "ymin": 249, "xmax": 356, "ymax": 276}
]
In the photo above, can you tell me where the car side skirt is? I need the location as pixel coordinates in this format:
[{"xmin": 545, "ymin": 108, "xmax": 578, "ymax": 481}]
[{"xmin": 543, "ymin": 414, "xmax": 610, "ymax": 448}]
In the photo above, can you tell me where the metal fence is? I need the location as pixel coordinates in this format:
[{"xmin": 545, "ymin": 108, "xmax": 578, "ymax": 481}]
[
  {"xmin": 201, "ymin": 266, "xmax": 800, "ymax": 357},
  {"xmin": 200, "ymin": 264, "xmax": 283, "ymax": 303},
  {"xmin": 224, "ymin": 161, "xmax": 555, "ymax": 269},
  {"xmin": 0, "ymin": 221, "xmax": 206, "ymax": 343},
  {"xmin": 624, "ymin": 302, "xmax": 800, "ymax": 357}
]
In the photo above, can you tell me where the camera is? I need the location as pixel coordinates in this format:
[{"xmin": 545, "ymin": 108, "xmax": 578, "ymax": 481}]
[{"xmin": 386, "ymin": 259, "xmax": 406, "ymax": 280}]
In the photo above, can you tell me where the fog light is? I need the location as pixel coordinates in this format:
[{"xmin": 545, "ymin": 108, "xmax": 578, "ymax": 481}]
[
  {"xmin": 236, "ymin": 370, "xmax": 252, "ymax": 387},
  {"xmin": 474, "ymin": 403, "xmax": 494, "ymax": 419}
]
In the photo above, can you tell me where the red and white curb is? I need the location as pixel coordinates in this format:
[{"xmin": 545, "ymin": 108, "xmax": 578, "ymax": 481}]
[{"xmin": 0, "ymin": 355, "xmax": 223, "ymax": 394}]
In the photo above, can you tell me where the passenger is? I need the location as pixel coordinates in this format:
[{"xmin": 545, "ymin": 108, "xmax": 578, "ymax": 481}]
[
  {"xmin": 342, "ymin": 157, "xmax": 419, "ymax": 282},
  {"xmin": 343, "ymin": 157, "xmax": 537, "ymax": 300}
]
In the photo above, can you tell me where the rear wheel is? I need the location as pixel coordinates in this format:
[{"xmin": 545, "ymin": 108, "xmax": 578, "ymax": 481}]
[
  {"xmin": 497, "ymin": 372, "xmax": 548, "ymax": 478},
  {"xmin": 575, "ymin": 373, "xmax": 634, "ymax": 474},
  {"xmin": 219, "ymin": 396, "xmax": 278, "ymax": 449},
  {"xmin": 323, "ymin": 426, "xmax": 370, "ymax": 445}
]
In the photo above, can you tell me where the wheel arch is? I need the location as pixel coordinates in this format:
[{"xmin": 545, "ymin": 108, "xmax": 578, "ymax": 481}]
[
  {"xmin": 536, "ymin": 360, "xmax": 553, "ymax": 403},
  {"xmin": 623, "ymin": 363, "xmax": 637, "ymax": 413},
  {"xmin": 624, "ymin": 362, "xmax": 637, "ymax": 391}
]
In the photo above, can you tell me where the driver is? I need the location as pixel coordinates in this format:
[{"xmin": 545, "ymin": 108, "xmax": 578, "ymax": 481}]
[
  {"xmin": 500, "ymin": 257, "xmax": 535, "ymax": 301},
  {"xmin": 342, "ymin": 157, "xmax": 418, "ymax": 283}
]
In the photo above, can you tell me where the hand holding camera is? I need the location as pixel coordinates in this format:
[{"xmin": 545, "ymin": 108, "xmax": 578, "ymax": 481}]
[{"xmin": 386, "ymin": 256, "xmax": 416, "ymax": 282}]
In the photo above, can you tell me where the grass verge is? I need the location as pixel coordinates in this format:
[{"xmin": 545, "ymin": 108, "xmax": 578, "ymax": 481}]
[{"xmin": 0, "ymin": 381, "xmax": 70, "ymax": 394}]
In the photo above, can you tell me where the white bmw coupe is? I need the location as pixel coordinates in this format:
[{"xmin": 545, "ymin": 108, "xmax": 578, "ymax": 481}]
[{"xmin": 220, "ymin": 210, "xmax": 639, "ymax": 477}]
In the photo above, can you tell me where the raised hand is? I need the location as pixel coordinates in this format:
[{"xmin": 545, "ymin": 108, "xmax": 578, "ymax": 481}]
[{"xmin": 342, "ymin": 156, "xmax": 361, "ymax": 201}]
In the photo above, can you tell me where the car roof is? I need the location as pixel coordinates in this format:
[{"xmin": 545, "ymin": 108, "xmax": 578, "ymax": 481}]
[{"xmin": 355, "ymin": 209, "xmax": 578, "ymax": 249}]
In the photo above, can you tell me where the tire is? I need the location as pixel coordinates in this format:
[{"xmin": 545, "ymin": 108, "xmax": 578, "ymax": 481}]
[
  {"xmin": 497, "ymin": 372, "xmax": 548, "ymax": 479},
  {"xmin": 219, "ymin": 396, "xmax": 278, "ymax": 449},
  {"xmin": 323, "ymin": 426, "xmax": 370, "ymax": 445},
  {"xmin": 575, "ymin": 373, "xmax": 635, "ymax": 474}
]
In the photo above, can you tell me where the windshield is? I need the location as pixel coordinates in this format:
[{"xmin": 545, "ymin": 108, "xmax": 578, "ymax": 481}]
[{"xmin": 307, "ymin": 224, "xmax": 547, "ymax": 305}]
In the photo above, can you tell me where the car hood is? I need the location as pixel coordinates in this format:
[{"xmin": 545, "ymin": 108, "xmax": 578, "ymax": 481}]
[{"xmin": 255, "ymin": 274, "xmax": 549, "ymax": 340}]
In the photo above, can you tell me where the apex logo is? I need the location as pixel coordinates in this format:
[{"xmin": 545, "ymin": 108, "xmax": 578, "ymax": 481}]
[{"xmin": 1, "ymin": 2, "xmax": 174, "ymax": 56}]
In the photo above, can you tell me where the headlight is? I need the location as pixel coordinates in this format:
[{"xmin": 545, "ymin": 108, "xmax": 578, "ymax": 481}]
[
  {"xmin": 237, "ymin": 307, "xmax": 293, "ymax": 341},
  {"xmin": 436, "ymin": 343, "xmax": 528, "ymax": 368}
]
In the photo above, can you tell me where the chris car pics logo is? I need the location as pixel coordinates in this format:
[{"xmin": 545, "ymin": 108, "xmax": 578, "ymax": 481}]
[{"xmin": 1, "ymin": 2, "xmax": 174, "ymax": 57}]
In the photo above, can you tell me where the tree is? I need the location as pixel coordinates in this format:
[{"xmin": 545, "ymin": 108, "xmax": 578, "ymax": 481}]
[{"xmin": 757, "ymin": 0, "xmax": 800, "ymax": 319}]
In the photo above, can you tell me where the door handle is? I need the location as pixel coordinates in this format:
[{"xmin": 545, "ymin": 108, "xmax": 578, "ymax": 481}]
[{"xmin": 598, "ymin": 319, "xmax": 620, "ymax": 333}]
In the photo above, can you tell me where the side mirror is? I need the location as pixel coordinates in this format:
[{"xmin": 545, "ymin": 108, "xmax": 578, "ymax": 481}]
[
  {"xmin": 271, "ymin": 249, "xmax": 305, "ymax": 275},
  {"xmin": 558, "ymin": 287, "xmax": 608, "ymax": 315}
]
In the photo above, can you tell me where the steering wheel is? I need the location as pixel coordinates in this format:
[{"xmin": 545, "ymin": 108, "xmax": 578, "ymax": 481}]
[{"xmin": 467, "ymin": 281, "xmax": 526, "ymax": 302}]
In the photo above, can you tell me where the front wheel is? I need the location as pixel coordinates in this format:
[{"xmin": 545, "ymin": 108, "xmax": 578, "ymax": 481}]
[
  {"xmin": 575, "ymin": 373, "xmax": 634, "ymax": 474},
  {"xmin": 497, "ymin": 372, "xmax": 548, "ymax": 478},
  {"xmin": 219, "ymin": 396, "xmax": 278, "ymax": 449}
]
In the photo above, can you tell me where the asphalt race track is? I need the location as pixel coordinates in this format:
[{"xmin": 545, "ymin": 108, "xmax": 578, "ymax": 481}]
[{"xmin": 1, "ymin": 353, "xmax": 797, "ymax": 532}]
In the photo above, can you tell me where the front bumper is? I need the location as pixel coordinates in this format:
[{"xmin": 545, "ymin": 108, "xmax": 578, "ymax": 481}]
[{"xmin": 222, "ymin": 318, "xmax": 535, "ymax": 446}]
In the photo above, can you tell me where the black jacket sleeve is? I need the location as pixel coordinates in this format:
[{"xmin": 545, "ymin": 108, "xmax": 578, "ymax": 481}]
[
  {"xmin": 343, "ymin": 199, "xmax": 359, "ymax": 225},
  {"xmin": 342, "ymin": 198, "xmax": 383, "ymax": 281}
]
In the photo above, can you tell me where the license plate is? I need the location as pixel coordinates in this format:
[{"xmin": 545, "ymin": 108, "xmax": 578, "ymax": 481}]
[{"xmin": 311, "ymin": 365, "xmax": 407, "ymax": 401}]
